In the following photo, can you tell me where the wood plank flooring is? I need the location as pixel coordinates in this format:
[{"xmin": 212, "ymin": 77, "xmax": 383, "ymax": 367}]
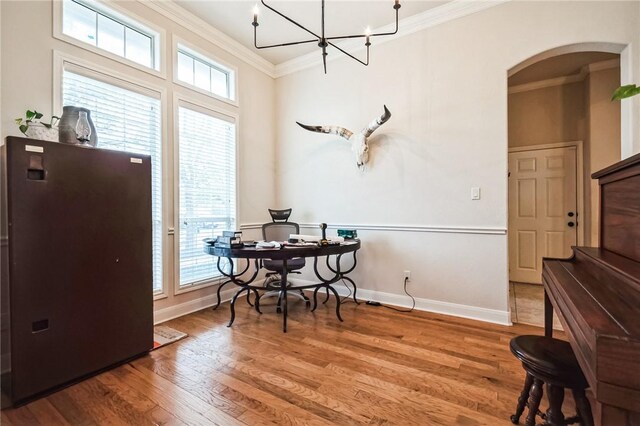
[{"xmin": 2, "ymin": 298, "xmax": 571, "ymax": 425}]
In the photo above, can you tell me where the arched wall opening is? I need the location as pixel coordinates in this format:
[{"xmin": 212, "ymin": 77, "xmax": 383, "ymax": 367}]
[{"xmin": 506, "ymin": 42, "xmax": 627, "ymax": 327}]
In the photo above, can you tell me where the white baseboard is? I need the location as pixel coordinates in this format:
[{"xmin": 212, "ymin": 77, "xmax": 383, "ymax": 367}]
[
  {"xmin": 290, "ymin": 278, "xmax": 512, "ymax": 326},
  {"xmin": 153, "ymin": 279, "xmax": 511, "ymax": 327},
  {"xmin": 153, "ymin": 287, "xmax": 237, "ymax": 325}
]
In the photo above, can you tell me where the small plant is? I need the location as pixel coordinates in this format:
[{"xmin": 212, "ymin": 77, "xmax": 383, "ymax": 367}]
[
  {"xmin": 14, "ymin": 110, "xmax": 60, "ymax": 136},
  {"xmin": 612, "ymin": 84, "xmax": 640, "ymax": 101}
]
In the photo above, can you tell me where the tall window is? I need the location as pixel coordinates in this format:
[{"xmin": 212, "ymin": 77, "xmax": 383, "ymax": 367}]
[
  {"xmin": 62, "ymin": 0, "xmax": 159, "ymax": 70},
  {"xmin": 63, "ymin": 69, "xmax": 164, "ymax": 293},
  {"xmin": 177, "ymin": 45, "xmax": 235, "ymax": 102},
  {"xmin": 178, "ymin": 104, "xmax": 236, "ymax": 287}
]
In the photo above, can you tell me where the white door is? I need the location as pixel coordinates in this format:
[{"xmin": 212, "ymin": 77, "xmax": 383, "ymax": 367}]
[{"xmin": 508, "ymin": 147, "xmax": 577, "ymax": 284}]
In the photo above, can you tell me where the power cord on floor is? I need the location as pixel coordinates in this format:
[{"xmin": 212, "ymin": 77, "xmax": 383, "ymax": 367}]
[
  {"xmin": 365, "ymin": 277, "xmax": 415, "ymax": 313},
  {"xmin": 339, "ymin": 278, "xmax": 354, "ymax": 303}
]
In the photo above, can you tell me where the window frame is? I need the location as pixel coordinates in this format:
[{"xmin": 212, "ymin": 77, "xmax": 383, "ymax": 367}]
[
  {"xmin": 53, "ymin": 0, "xmax": 166, "ymax": 78},
  {"xmin": 172, "ymin": 92, "xmax": 240, "ymax": 296},
  {"xmin": 172, "ymin": 35, "xmax": 239, "ymax": 108},
  {"xmin": 53, "ymin": 51, "xmax": 170, "ymax": 300}
]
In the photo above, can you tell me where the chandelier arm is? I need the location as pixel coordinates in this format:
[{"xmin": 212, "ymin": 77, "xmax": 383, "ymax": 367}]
[
  {"xmin": 369, "ymin": 8, "xmax": 400, "ymax": 37},
  {"xmin": 327, "ymin": 41, "xmax": 369, "ymax": 67},
  {"xmin": 325, "ymin": 34, "xmax": 367, "ymax": 42},
  {"xmin": 326, "ymin": 6, "xmax": 399, "ymax": 41},
  {"xmin": 254, "ymin": 38, "xmax": 318, "ymax": 50},
  {"xmin": 260, "ymin": 0, "xmax": 321, "ymax": 39}
]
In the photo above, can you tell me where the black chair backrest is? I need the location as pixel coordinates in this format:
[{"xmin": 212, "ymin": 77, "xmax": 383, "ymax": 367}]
[
  {"xmin": 262, "ymin": 222, "xmax": 300, "ymax": 241},
  {"xmin": 268, "ymin": 208, "xmax": 292, "ymax": 222}
]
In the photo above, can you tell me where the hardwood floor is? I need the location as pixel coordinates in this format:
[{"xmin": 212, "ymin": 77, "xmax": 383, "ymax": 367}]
[{"xmin": 2, "ymin": 298, "xmax": 571, "ymax": 425}]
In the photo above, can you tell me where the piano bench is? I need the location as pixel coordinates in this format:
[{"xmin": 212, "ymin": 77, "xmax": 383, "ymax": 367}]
[{"xmin": 509, "ymin": 335, "xmax": 594, "ymax": 426}]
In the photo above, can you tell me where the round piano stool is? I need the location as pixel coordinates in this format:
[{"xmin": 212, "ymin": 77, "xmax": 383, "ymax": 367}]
[{"xmin": 509, "ymin": 335, "xmax": 594, "ymax": 426}]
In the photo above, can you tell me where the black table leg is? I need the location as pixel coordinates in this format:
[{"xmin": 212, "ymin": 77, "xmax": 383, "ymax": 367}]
[
  {"xmin": 212, "ymin": 279, "xmax": 231, "ymax": 310},
  {"xmin": 281, "ymin": 259, "xmax": 288, "ymax": 333},
  {"xmin": 544, "ymin": 289, "xmax": 553, "ymax": 338},
  {"xmin": 227, "ymin": 288, "xmax": 248, "ymax": 327},
  {"xmin": 326, "ymin": 285, "xmax": 343, "ymax": 322}
]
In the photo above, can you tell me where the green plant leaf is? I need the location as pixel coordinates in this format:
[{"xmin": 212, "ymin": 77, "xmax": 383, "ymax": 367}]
[
  {"xmin": 26, "ymin": 110, "xmax": 36, "ymax": 120},
  {"xmin": 42, "ymin": 123, "xmax": 51, "ymax": 129},
  {"xmin": 612, "ymin": 84, "xmax": 640, "ymax": 101},
  {"xmin": 14, "ymin": 118, "xmax": 22, "ymax": 125},
  {"xmin": 19, "ymin": 124, "xmax": 29, "ymax": 135},
  {"xmin": 34, "ymin": 112, "xmax": 44, "ymax": 120}
]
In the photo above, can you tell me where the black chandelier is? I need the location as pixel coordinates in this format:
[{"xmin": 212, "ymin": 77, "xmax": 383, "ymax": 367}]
[{"xmin": 252, "ymin": 0, "xmax": 401, "ymax": 74}]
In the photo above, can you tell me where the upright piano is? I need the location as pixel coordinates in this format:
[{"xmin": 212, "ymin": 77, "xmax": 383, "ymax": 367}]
[{"xmin": 542, "ymin": 153, "xmax": 640, "ymax": 425}]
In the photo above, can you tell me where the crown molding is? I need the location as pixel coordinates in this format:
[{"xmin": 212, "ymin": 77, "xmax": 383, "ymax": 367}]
[
  {"xmin": 586, "ymin": 58, "xmax": 620, "ymax": 74},
  {"xmin": 139, "ymin": 0, "xmax": 276, "ymax": 78},
  {"xmin": 274, "ymin": 0, "xmax": 511, "ymax": 78},
  {"xmin": 508, "ymin": 58, "xmax": 621, "ymax": 94},
  {"xmin": 508, "ymin": 74, "xmax": 584, "ymax": 94}
]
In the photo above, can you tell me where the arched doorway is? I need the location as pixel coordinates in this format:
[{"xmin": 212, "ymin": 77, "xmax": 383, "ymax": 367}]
[{"xmin": 506, "ymin": 44, "xmax": 625, "ymax": 327}]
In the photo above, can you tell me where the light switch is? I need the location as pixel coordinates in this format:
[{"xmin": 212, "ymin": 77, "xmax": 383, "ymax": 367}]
[{"xmin": 471, "ymin": 187, "xmax": 481, "ymax": 200}]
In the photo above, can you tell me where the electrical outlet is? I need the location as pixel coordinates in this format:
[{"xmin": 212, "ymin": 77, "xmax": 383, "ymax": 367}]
[{"xmin": 404, "ymin": 270, "xmax": 411, "ymax": 281}]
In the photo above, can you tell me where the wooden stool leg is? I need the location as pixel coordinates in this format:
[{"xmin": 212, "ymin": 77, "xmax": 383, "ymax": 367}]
[
  {"xmin": 525, "ymin": 378, "xmax": 544, "ymax": 426},
  {"xmin": 572, "ymin": 389, "xmax": 594, "ymax": 426},
  {"xmin": 511, "ymin": 373, "xmax": 534, "ymax": 424},
  {"xmin": 545, "ymin": 384, "xmax": 565, "ymax": 425}
]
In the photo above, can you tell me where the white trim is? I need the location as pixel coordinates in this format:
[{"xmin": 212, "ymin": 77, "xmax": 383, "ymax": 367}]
[
  {"xmin": 172, "ymin": 34, "xmax": 239, "ymax": 108},
  {"xmin": 508, "ymin": 59, "xmax": 620, "ymax": 94},
  {"xmin": 289, "ymin": 278, "xmax": 511, "ymax": 326},
  {"xmin": 507, "ymin": 42, "xmax": 626, "ymax": 77},
  {"xmin": 153, "ymin": 286, "xmax": 237, "ymax": 325},
  {"xmin": 140, "ymin": 0, "xmax": 275, "ymax": 78},
  {"xmin": 53, "ymin": 50, "xmax": 170, "ymax": 297},
  {"xmin": 274, "ymin": 0, "xmax": 510, "ymax": 78},
  {"xmin": 172, "ymin": 92, "xmax": 240, "ymax": 297},
  {"xmin": 620, "ymin": 44, "xmax": 635, "ymax": 159},
  {"xmin": 240, "ymin": 222, "xmax": 506, "ymax": 235},
  {"xmin": 53, "ymin": 0, "xmax": 167, "ymax": 79}
]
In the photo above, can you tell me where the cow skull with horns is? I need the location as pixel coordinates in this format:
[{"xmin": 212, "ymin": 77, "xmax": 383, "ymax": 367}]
[{"xmin": 296, "ymin": 105, "xmax": 392, "ymax": 169}]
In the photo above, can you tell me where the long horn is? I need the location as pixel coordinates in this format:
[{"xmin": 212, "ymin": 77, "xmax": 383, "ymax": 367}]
[
  {"xmin": 296, "ymin": 122, "xmax": 353, "ymax": 140},
  {"xmin": 362, "ymin": 105, "xmax": 391, "ymax": 137}
]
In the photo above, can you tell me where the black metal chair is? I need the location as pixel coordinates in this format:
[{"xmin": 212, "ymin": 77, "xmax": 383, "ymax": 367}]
[{"xmin": 260, "ymin": 209, "xmax": 309, "ymax": 311}]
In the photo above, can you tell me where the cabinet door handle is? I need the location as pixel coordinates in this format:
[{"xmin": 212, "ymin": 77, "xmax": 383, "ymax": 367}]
[{"xmin": 568, "ymin": 221, "xmax": 575, "ymax": 227}]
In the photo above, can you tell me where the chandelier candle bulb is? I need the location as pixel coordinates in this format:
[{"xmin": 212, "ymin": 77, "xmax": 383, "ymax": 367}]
[{"xmin": 252, "ymin": 5, "xmax": 259, "ymax": 25}]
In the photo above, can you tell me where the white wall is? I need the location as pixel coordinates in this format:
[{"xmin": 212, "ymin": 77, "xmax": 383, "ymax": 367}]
[
  {"xmin": 275, "ymin": 1, "xmax": 640, "ymax": 323},
  {"xmin": 0, "ymin": 1, "xmax": 277, "ymax": 318}
]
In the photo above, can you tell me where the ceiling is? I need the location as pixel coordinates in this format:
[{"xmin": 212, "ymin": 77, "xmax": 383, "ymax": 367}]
[
  {"xmin": 508, "ymin": 51, "xmax": 619, "ymax": 86},
  {"xmin": 174, "ymin": 1, "xmax": 448, "ymax": 65}
]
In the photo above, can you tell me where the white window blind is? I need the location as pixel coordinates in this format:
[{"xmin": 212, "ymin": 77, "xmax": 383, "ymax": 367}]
[
  {"xmin": 178, "ymin": 105, "xmax": 236, "ymax": 287},
  {"xmin": 63, "ymin": 69, "xmax": 163, "ymax": 293}
]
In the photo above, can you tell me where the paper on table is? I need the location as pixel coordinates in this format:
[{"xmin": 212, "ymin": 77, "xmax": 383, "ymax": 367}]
[{"xmin": 256, "ymin": 241, "xmax": 282, "ymax": 249}]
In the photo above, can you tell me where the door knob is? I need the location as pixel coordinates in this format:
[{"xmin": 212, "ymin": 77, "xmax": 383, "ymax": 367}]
[
  {"xmin": 567, "ymin": 212, "xmax": 575, "ymax": 217},
  {"xmin": 568, "ymin": 221, "xmax": 575, "ymax": 227}
]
